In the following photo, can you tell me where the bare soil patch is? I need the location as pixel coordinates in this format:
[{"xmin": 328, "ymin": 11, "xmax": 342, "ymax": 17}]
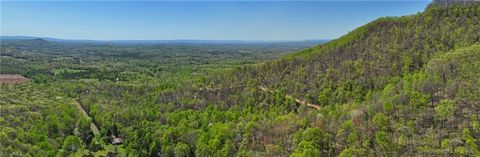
[{"xmin": 0, "ymin": 74, "xmax": 30, "ymax": 84}]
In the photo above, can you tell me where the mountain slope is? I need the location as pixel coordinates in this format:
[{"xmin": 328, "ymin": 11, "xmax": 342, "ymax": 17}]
[
  {"xmin": 147, "ymin": 2, "xmax": 480, "ymax": 156},
  {"xmin": 228, "ymin": 2, "xmax": 480, "ymax": 106},
  {"xmin": 198, "ymin": 2, "xmax": 480, "ymax": 156}
]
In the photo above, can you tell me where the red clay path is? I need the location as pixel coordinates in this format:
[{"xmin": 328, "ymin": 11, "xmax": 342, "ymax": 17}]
[{"xmin": 0, "ymin": 74, "xmax": 30, "ymax": 84}]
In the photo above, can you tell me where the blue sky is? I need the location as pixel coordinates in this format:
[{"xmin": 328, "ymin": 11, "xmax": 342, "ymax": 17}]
[{"xmin": 1, "ymin": 1, "xmax": 430, "ymax": 40}]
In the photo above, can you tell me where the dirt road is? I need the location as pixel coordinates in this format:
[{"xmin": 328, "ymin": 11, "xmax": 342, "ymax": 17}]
[
  {"xmin": 199, "ymin": 85, "xmax": 321, "ymax": 109},
  {"xmin": 74, "ymin": 100, "xmax": 100, "ymax": 135},
  {"xmin": 258, "ymin": 86, "xmax": 321, "ymax": 109}
]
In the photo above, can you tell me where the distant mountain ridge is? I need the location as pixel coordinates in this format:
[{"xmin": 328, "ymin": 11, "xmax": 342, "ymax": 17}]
[
  {"xmin": 0, "ymin": 36, "xmax": 329, "ymax": 45},
  {"xmin": 18, "ymin": 38, "xmax": 50, "ymax": 45}
]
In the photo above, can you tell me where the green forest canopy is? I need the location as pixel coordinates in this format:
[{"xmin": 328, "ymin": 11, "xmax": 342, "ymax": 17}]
[{"xmin": 1, "ymin": 1, "xmax": 479, "ymax": 157}]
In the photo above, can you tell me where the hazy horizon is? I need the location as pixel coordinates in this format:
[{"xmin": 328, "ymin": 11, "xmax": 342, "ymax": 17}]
[{"xmin": 0, "ymin": 35, "xmax": 330, "ymax": 42}]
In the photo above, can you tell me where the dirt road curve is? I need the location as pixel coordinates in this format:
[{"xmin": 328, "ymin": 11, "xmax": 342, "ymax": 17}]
[
  {"xmin": 199, "ymin": 85, "xmax": 321, "ymax": 109},
  {"xmin": 258, "ymin": 86, "xmax": 321, "ymax": 109}
]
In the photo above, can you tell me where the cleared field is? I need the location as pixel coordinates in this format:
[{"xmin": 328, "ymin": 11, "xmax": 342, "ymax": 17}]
[{"xmin": 0, "ymin": 74, "xmax": 30, "ymax": 84}]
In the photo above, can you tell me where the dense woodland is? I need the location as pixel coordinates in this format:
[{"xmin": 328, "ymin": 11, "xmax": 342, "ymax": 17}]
[
  {"xmin": 1, "ymin": 1, "xmax": 480, "ymax": 157},
  {"xmin": 0, "ymin": 38, "xmax": 323, "ymax": 156}
]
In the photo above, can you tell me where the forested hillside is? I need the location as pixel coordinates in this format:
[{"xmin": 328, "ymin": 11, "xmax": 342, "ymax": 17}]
[
  {"xmin": 170, "ymin": 2, "xmax": 480, "ymax": 156},
  {"xmin": 230, "ymin": 2, "xmax": 480, "ymax": 156},
  {"xmin": 229, "ymin": 2, "xmax": 480, "ymax": 156},
  {"xmin": 229, "ymin": 2, "xmax": 480, "ymax": 105},
  {"xmin": 1, "ymin": 1, "xmax": 479, "ymax": 157},
  {"xmin": 0, "ymin": 84, "xmax": 82, "ymax": 156}
]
